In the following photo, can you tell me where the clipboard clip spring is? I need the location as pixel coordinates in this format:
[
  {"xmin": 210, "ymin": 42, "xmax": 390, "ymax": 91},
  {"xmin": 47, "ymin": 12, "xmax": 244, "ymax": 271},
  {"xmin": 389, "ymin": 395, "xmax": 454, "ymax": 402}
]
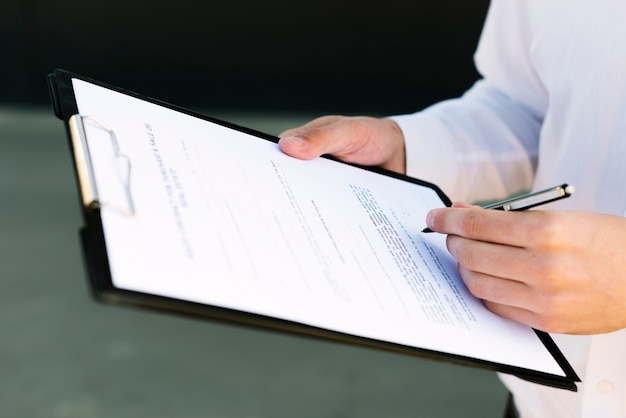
[{"xmin": 68, "ymin": 114, "xmax": 135, "ymax": 216}]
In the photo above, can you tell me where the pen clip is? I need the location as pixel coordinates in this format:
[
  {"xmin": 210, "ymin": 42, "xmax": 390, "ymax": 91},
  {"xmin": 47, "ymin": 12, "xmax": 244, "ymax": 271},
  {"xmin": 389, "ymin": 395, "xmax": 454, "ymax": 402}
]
[
  {"xmin": 482, "ymin": 184, "xmax": 574, "ymax": 211},
  {"xmin": 68, "ymin": 114, "xmax": 135, "ymax": 216}
]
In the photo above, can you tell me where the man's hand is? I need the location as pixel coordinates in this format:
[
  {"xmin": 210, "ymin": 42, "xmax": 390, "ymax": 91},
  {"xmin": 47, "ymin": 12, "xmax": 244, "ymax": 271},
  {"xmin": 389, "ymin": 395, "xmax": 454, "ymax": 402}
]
[
  {"xmin": 278, "ymin": 115, "xmax": 406, "ymax": 174},
  {"xmin": 425, "ymin": 203, "xmax": 626, "ymax": 334}
]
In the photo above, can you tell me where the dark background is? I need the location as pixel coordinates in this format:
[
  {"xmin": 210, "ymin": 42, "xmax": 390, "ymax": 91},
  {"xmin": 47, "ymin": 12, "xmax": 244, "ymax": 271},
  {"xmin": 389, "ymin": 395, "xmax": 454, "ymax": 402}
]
[{"xmin": 1, "ymin": 0, "xmax": 489, "ymax": 114}]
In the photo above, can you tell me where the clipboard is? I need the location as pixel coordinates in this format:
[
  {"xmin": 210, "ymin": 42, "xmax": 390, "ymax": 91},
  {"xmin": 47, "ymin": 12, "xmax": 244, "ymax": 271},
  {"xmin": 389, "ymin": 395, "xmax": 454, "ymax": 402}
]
[{"xmin": 48, "ymin": 69, "xmax": 580, "ymax": 391}]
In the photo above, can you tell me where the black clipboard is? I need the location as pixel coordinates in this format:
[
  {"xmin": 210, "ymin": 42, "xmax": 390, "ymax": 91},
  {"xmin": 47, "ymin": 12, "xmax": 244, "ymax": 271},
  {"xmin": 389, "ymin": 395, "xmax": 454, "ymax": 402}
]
[{"xmin": 48, "ymin": 68, "xmax": 580, "ymax": 391}]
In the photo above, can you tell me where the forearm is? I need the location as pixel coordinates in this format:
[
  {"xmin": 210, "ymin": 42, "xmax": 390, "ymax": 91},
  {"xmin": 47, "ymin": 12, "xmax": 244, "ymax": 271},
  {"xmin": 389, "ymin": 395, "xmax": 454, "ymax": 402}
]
[
  {"xmin": 391, "ymin": 0, "xmax": 548, "ymax": 203},
  {"xmin": 391, "ymin": 80, "xmax": 541, "ymax": 203}
]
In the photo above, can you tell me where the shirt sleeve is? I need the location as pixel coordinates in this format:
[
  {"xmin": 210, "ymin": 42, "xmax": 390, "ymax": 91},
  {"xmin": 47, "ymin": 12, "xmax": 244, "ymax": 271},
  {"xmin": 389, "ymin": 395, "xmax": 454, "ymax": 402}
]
[{"xmin": 390, "ymin": 0, "xmax": 547, "ymax": 203}]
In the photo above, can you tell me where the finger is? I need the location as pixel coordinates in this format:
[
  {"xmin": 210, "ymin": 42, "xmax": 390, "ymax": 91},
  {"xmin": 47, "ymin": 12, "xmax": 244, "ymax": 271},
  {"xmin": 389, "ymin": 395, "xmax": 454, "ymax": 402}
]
[
  {"xmin": 278, "ymin": 115, "xmax": 343, "ymax": 139},
  {"xmin": 278, "ymin": 117, "xmax": 361, "ymax": 160},
  {"xmin": 458, "ymin": 265, "xmax": 547, "ymax": 329},
  {"xmin": 447, "ymin": 233, "xmax": 557, "ymax": 287},
  {"xmin": 487, "ymin": 292, "xmax": 607, "ymax": 334},
  {"xmin": 448, "ymin": 235, "xmax": 523, "ymax": 280},
  {"xmin": 426, "ymin": 206, "xmax": 549, "ymax": 247},
  {"xmin": 482, "ymin": 301, "xmax": 545, "ymax": 330},
  {"xmin": 458, "ymin": 264, "xmax": 533, "ymax": 309}
]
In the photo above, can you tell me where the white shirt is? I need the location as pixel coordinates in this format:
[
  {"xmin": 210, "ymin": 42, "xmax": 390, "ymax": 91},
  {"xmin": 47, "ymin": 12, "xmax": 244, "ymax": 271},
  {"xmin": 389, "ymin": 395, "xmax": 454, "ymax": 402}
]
[{"xmin": 392, "ymin": 1, "xmax": 626, "ymax": 417}]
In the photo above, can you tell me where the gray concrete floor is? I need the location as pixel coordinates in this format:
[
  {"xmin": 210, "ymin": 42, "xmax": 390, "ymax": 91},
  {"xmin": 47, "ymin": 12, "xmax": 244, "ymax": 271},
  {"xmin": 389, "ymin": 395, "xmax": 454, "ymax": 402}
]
[{"xmin": 0, "ymin": 107, "xmax": 507, "ymax": 417}]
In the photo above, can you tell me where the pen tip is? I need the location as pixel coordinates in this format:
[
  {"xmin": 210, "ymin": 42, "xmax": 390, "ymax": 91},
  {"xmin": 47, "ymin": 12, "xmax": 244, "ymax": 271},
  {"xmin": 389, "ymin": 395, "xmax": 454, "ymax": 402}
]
[
  {"xmin": 421, "ymin": 227, "xmax": 434, "ymax": 233},
  {"xmin": 565, "ymin": 185, "xmax": 575, "ymax": 195}
]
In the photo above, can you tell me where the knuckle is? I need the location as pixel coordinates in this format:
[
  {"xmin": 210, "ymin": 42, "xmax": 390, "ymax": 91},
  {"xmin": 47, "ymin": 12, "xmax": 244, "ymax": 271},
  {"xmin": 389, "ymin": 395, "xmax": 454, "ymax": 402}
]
[
  {"xmin": 465, "ymin": 275, "xmax": 487, "ymax": 299},
  {"xmin": 459, "ymin": 210, "xmax": 487, "ymax": 237},
  {"xmin": 529, "ymin": 254, "xmax": 568, "ymax": 291},
  {"xmin": 532, "ymin": 295, "xmax": 567, "ymax": 333},
  {"xmin": 527, "ymin": 211, "xmax": 566, "ymax": 247},
  {"xmin": 449, "ymin": 239, "xmax": 480, "ymax": 269}
]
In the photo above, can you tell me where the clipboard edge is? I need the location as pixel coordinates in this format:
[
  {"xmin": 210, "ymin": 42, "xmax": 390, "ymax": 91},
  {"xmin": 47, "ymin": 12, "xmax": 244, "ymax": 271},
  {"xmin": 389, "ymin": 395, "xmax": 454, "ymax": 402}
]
[
  {"xmin": 49, "ymin": 68, "xmax": 453, "ymax": 208},
  {"xmin": 78, "ymin": 227, "xmax": 577, "ymax": 392}
]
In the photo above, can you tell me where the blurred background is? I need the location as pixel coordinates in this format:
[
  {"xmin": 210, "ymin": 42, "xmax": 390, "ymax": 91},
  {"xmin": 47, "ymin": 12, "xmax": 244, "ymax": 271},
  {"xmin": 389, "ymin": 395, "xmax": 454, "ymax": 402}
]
[
  {"xmin": 1, "ymin": 1, "xmax": 510, "ymax": 417},
  {"xmin": 2, "ymin": 0, "xmax": 486, "ymax": 114}
]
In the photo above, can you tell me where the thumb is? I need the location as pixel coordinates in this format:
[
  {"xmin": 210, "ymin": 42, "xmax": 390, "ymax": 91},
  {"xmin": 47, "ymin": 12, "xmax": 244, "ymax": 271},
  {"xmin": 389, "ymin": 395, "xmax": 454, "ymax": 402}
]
[
  {"xmin": 278, "ymin": 116, "xmax": 350, "ymax": 160},
  {"xmin": 278, "ymin": 135, "xmax": 325, "ymax": 160}
]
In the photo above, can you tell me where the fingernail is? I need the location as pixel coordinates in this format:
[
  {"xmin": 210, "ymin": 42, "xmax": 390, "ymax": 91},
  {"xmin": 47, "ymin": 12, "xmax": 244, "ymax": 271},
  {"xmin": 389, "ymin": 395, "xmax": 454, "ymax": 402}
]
[
  {"xmin": 280, "ymin": 136, "xmax": 306, "ymax": 146},
  {"xmin": 425, "ymin": 210, "xmax": 434, "ymax": 230}
]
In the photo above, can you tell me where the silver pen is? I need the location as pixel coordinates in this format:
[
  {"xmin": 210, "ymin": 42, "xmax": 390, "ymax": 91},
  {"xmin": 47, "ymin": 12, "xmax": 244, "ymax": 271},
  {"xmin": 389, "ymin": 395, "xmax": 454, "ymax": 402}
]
[{"xmin": 421, "ymin": 184, "xmax": 575, "ymax": 233}]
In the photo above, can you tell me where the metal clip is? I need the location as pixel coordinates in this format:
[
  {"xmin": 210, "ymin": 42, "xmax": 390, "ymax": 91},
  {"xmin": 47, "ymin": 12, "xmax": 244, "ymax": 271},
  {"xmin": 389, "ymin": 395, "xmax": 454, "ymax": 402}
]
[{"xmin": 68, "ymin": 114, "xmax": 135, "ymax": 216}]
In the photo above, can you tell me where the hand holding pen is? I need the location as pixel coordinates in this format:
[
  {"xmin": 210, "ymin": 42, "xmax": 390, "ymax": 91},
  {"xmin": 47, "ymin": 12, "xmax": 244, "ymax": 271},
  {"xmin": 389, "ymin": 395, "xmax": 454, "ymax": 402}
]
[
  {"xmin": 419, "ymin": 182, "xmax": 626, "ymax": 334},
  {"xmin": 422, "ymin": 184, "xmax": 575, "ymax": 233}
]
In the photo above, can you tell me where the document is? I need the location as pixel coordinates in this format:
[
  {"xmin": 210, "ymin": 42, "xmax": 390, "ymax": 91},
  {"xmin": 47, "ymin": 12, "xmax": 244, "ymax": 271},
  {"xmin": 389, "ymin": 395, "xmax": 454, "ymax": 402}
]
[{"xmin": 50, "ymin": 71, "xmax": 578, "ymax": 389}]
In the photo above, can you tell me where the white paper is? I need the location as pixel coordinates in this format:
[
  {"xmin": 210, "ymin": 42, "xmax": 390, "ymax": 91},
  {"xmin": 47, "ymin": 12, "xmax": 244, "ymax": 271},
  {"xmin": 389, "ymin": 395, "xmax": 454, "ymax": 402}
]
[{"xmin": 71, "ymin": 78, "xmax": 566, "ymax": 377}]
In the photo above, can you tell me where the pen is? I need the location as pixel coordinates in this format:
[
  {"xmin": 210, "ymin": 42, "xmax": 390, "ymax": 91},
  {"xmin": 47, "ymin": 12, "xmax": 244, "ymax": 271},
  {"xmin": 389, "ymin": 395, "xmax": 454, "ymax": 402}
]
[{"xmin": 421, "ymin": 184, "xmax": 575, "ymax": 233}]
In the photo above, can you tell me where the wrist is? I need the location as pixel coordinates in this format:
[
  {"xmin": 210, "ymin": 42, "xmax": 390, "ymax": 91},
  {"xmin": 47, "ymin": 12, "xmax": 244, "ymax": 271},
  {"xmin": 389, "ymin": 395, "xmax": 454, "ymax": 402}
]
[{"xmin": 381, "ymin": 118, "xmax": 406, "ymax": 174}]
